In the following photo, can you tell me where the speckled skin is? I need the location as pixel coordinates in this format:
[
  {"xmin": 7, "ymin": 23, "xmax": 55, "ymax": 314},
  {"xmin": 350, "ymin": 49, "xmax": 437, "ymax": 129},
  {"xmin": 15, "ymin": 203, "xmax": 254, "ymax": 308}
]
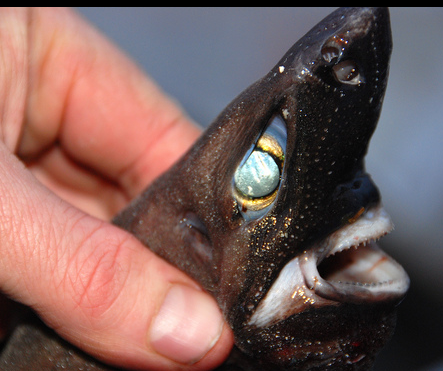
[
  {"xmin": 1, "ymin": 7, "xmax": 400, "ymax": 371},
  {"xmin": 115, "ymin": 7, "xmax": 397, "ymax": 371}
]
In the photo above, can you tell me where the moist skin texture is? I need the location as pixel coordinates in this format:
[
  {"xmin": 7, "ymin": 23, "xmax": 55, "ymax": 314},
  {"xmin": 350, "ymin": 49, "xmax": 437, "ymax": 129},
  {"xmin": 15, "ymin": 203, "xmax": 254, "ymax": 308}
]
[{"xmin": 0, "ymin": 7, "xmax": 409, "ymax": 371}]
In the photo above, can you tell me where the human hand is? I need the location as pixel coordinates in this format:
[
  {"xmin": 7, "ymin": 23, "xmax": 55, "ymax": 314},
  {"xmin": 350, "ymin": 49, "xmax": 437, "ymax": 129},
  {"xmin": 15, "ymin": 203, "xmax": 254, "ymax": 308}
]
[{"xmin": 0, "ymin": 7, "xmax": 233, "ymax": 370}]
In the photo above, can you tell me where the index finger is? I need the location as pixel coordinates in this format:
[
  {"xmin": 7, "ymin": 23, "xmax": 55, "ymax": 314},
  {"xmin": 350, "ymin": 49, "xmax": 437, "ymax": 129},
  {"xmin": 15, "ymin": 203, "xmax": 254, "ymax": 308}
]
[{"xmin": 19, "ymin": 7, "xmax": 201, "ymax": 198}]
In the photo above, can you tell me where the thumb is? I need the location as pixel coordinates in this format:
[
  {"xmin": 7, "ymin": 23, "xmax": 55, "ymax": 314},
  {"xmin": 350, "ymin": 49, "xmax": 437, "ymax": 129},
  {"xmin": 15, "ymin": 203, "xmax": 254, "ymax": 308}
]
[{"xmin": 0, "ymin": 145, "xmax": 233, "ymax": 370}]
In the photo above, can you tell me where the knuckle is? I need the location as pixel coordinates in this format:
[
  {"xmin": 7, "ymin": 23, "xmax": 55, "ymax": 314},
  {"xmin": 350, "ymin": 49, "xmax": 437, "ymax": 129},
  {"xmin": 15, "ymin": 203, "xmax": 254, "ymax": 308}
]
[{"xmin": 60, "ymin": 225, "xmax": 132, "ymax": 319}]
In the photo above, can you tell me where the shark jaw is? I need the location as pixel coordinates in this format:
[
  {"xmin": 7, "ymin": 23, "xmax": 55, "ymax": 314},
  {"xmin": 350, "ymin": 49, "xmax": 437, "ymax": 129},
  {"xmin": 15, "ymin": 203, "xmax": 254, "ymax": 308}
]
[{"xmin": 248, "ymin": 204, "xmax": 410, "ymax": 328}]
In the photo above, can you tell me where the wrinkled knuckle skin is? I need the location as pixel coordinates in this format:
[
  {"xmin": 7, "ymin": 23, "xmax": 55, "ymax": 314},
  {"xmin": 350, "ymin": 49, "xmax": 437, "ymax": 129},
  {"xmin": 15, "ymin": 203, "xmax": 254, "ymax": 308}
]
[{"xmin": 60, "ymin": 231, "xmax": 131, "ymax": 320}]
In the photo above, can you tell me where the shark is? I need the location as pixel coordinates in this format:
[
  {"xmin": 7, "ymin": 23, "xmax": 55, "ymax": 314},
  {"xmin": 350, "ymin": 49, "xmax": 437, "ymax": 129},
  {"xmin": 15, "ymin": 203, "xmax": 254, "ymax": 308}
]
[{"xmin": 0, "ymin": 7, "xmax": 409, "ymax": 371}]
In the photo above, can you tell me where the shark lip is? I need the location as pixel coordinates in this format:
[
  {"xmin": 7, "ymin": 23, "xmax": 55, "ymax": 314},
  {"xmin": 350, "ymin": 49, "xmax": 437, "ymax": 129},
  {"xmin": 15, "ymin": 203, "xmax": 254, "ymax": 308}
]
[
  {"xmin": 248, "ymin": 204, "xmax": 410, "ymax": 328},
  {"xmin": 300, "ymin": 205, "xmax": 410, "ymax": 304}
]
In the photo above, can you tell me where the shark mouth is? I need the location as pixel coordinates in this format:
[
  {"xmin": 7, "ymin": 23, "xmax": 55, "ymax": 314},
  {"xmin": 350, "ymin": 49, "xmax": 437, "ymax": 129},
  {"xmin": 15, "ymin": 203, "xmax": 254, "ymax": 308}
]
[{"xmin": 248, "ymin": 205, "xmax": 410, "ymax": 327}]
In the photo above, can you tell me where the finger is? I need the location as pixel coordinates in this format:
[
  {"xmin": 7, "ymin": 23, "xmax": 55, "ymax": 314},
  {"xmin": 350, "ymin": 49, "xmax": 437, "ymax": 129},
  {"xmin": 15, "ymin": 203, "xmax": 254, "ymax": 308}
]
[
  {"xmin": 0, "ymin": 8, "xmax": 234, "ymax": 369},
  {"xmin": 19, "ymin": 7, "xmax": 201, "ymax": 201},
  {"xmin": 0, "ymin": 144, "xmax": 233, "ymax": 370}
]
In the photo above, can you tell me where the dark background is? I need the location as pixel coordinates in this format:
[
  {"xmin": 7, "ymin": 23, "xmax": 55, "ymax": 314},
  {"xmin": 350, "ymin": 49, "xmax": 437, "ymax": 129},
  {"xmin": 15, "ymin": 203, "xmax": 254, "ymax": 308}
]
[{"xmin": 76, "ymin": 8, "xmax": 443, "ymax": 371}]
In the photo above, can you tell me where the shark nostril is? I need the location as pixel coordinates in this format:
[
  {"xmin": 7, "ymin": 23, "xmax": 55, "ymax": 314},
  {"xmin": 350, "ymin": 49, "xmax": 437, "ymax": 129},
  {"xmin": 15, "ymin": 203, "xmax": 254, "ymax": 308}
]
[
  {"xmin": 333, "ymin": 60, "xmax": 364, "ymax": 85},
  {"xmin": 321, "ymin": 45, "xmax": 340, "ymax": 63}
]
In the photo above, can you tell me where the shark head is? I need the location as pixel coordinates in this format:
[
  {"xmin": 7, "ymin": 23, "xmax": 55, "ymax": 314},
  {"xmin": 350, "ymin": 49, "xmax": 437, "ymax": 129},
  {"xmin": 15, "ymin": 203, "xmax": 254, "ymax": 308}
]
[{"xmin": 114, "ymin": 7, "xmax": 409, "ymax": 370}]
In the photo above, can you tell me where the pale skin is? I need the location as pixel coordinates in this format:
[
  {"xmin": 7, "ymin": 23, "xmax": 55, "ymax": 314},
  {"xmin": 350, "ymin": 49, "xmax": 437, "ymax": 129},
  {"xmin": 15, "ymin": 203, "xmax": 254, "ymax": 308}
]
[{"xmin": 0, "ymin": 7, "xmax": 233, "ymax": 370}]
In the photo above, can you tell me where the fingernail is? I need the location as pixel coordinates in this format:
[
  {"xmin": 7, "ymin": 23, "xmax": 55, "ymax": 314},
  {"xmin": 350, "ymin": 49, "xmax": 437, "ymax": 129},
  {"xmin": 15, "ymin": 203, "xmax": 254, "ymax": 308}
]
[{"xmin": 150, "ymin": 285, "xmax": 224, "ymax": 364}]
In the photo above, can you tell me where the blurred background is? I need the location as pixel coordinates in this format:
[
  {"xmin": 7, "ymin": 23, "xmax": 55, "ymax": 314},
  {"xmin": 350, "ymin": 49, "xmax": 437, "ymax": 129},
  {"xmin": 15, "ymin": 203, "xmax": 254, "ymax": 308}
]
[{"xmin": 76, "ymin": 8, "xmax": 443, "ymax": 371}]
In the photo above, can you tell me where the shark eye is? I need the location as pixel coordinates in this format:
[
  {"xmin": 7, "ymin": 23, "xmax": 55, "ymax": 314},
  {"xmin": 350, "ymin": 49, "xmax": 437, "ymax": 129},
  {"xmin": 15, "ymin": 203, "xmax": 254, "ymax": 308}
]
[
  {"xmin": 233, "ymin": 114, "xmax": 287, "ymax": 220},
  {"xmin": 234, "ymin": 150, "xmax": 280, "ymax": 198},
  {"xmin": 332, "ymin": 60, "xmax": 363, "ymax": 85}
]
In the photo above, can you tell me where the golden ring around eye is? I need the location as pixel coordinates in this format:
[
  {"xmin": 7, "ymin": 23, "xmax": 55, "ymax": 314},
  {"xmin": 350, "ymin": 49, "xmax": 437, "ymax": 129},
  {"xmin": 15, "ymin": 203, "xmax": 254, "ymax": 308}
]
[
  {"xmin": 256, "ymin": 134, "xmax": 285, "ymax": 162},
  {"xmin": 233, "ymin": 187, "xmax": 278, "ymax": 212}
]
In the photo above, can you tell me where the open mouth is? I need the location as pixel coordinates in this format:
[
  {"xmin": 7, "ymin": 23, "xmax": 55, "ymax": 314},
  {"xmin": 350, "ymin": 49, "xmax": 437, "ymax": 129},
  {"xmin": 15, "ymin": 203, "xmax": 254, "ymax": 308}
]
[
  {"xmin": 248, "ymin": 205, "xmax": 410, "ymax": 328},
  {"xmin": 301, "ymin": 205, "xmax": 409, "ymax": 303}
]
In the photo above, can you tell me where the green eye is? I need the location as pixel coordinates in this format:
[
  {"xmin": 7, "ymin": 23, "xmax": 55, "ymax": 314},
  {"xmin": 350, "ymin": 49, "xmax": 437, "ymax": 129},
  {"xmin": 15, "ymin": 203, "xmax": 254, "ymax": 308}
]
[
  {"xmin": 234, "ymin": 149, "xmax": 280, "ymax": 199},
  {"xmin": 233, "ymin": 114, "xmax": 287, "ymax": 220}
]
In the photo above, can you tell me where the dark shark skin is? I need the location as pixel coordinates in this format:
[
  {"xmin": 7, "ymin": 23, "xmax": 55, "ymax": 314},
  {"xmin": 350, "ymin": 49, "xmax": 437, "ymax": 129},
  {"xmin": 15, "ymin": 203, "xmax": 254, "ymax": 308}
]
[{"xmin": 0, "ymin": 7, "xmax": 409, "ymax": 371}]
